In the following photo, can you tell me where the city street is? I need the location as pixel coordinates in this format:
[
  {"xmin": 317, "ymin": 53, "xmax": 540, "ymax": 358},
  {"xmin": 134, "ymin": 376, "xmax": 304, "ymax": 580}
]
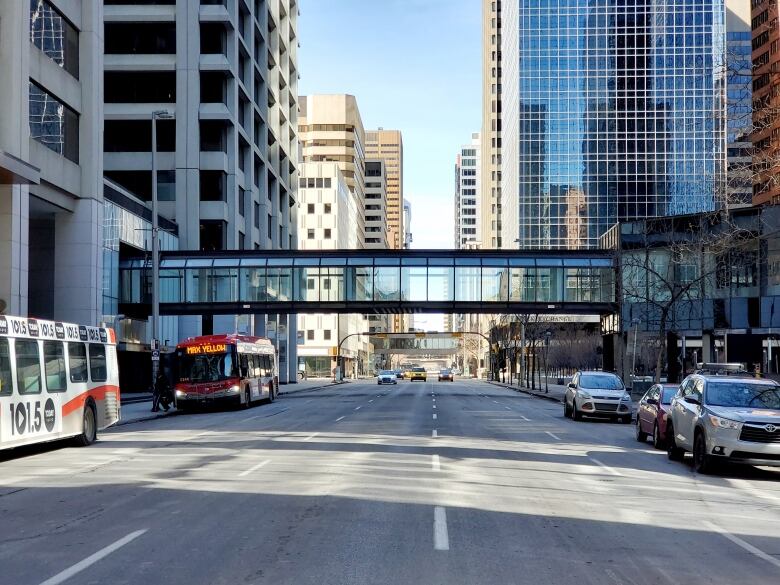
[{"xmin": 1, "ymin": 379, "xmax": 780, "ymax": 585}]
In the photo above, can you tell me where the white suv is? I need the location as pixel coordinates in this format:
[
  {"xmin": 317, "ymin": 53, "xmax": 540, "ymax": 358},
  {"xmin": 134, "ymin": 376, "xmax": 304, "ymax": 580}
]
[{"xmin": 564, "ymin": 371, "xmax": 632, "ymax": 423}]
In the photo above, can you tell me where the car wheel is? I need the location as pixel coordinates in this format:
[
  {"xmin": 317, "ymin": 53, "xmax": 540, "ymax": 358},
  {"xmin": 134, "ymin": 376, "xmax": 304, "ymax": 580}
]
[
  {"xmin": 572, "ymin": 400, "xmax": 582, "ymax": 421},
  {"xmin": 666, "ymin": 423, "xmax": 685, "ymax": 461},
  {"xmin": 693, "ymin": 431, "xmax": 717, "ymax": 474},
  {"xmin": 620, "ymin": 416, "xmax": 632, "ymax": 424},
  {"xmin": 563, "ymin": 399, "xmax": 571, "ymax": 418},
  {"xmin": 653, "ymin": 423, "xmax": 664, "ymax": 450},
  {"xmin": 635, "ymin": 418, "xmax": 648, "ymax": 442}
]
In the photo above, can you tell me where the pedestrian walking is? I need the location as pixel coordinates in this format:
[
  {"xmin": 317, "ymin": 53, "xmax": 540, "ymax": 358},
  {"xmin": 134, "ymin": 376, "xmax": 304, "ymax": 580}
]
[{"xmin": 151, "ymin": 372, "xmax": 172, "ymax": 412}]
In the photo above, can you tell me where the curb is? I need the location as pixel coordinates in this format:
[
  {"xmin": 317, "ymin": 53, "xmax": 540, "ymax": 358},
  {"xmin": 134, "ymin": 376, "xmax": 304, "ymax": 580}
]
[
  {"xmin": 116, "ymin": 409, "xmax": 179, "ymax": 427},
  {"xmin": 489, "ymin": 381, "xmax": 564, "ymax": 404}
]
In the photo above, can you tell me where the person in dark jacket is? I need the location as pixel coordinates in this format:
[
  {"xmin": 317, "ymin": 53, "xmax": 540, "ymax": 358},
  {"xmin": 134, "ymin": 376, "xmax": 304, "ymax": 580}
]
[{"xmin": 152, "ymin": 372, "xmax": 172, "ymax": 412}]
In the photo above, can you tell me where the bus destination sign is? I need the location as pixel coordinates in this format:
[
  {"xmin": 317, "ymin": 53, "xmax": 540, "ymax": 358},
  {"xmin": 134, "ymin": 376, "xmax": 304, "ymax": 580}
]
[{"xmin": 186, "ymin": 343, "xmax": 228, "ymax": 355}]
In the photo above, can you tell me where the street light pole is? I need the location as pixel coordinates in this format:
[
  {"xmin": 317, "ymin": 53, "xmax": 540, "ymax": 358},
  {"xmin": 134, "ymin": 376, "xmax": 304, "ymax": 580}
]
[{"xmin": 150, "ymin": 110, "xmax": 172, "ymax": 381}]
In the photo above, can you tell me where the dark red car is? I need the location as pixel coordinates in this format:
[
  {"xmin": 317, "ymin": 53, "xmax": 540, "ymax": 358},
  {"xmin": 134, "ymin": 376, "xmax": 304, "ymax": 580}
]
[{"xmin": 635, "ymin": 384, "xmax": 678, "ymax": 449}]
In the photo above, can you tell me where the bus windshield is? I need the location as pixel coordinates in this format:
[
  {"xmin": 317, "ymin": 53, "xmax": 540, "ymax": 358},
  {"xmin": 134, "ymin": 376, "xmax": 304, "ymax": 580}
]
[{"xmin": 178, "ymin": 350, "xmax": 236, "ymax": 383}]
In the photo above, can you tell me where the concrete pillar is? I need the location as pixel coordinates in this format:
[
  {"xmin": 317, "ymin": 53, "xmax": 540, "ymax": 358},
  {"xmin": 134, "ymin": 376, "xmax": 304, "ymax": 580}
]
[
  {"xmin": 54, "ymin": 199, "xmax": 103, "ymax": 325},
  {"xmin": 0, "ymin": 185, "xmax": 28, "ymax": 316},
  {"xmin": 701, "ymin": 332, "xmax": 713, "ymax": 363}
]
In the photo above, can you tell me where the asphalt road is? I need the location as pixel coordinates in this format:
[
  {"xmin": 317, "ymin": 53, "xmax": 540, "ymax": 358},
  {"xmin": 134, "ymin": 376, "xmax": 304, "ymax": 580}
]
[{"xmin": 1, "ymin": 379, "xmax": 780, "ymax": 585}]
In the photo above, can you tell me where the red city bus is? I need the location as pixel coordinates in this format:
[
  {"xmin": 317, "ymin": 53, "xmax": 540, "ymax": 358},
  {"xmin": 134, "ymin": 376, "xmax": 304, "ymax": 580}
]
[{"xmin": 174, "ymin": 334, "xmax": 278, "ymax": 409}]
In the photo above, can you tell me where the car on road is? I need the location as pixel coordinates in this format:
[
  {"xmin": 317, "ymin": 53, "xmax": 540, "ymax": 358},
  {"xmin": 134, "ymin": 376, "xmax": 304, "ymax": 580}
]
[
  {"xmin": 564, "ymin": 371, "xmax": 632, "ymax": 423},
  {"xmin": 635, "ymin": 383, "xmax": 678, "ymax": 448},
  {"xmin": 409, "ymin": 367, "xmax": 427, "ymax": 382},
  {"xmin": 394, "ymin": 369, "xmax": 404, "ymax": 379},
  {"xmin": 438, "ymin": 368, "xmax": 453, "ymax": 382},
  {"xmin": 666, "ymin": 373, "xmax": 780, "ymax": 473},
  {"xmin": 376, "ymin": 370, "xmax": 398, "ymax": 385}
]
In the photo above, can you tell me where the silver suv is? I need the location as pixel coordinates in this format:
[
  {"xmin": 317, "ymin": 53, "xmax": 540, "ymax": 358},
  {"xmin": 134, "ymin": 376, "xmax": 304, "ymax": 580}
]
[
  {"xmin": 564, "ymin": 371, "xmax": 632, "ymax": 423},
  {"xmin": 666, "ymin": 374, "xmax": 780, "ymax": 473}
]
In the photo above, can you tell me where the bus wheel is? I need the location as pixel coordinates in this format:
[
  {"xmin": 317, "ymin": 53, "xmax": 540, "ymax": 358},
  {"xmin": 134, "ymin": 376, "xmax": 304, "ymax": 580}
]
[
  {"xmin": 75, "ymin": 403, "xmax": 97, "ymax": 447},
  {"xmin": 268, "ymin": 383, "xmax": 275, "ymax": 403}
]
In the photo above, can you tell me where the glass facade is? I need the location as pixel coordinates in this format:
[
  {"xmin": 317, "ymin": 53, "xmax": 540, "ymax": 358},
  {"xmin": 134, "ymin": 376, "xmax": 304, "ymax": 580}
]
[
  {"xmin": 29, "ymin": 82, "xmax": 79, "ymax": 163},
  {"xmin": 505, "ymin": 0, "xmax": 727, "ymax": 249},
  {"xmin": 29, "ymin": 0, "xmax": 79, "ymax": 78}
]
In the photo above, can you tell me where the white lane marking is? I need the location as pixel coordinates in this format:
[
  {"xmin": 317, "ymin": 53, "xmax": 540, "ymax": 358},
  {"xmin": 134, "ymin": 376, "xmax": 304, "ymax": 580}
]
[
  {"xmin": 433, "ymin": 413, "xmax": 438, "ymax": 420},
  {"xmin": 432, "ymin": 398, "xmax": 436, "ymax": 402},
  {"xmin": 589, "ymin": 458, "xmax": 623, "ymax": 477},
  {"xmin": 238, "ymin": 459, "xmax": 271, "ymax": 477},
  {"xmin": 335, "ymin": 416, "xmax": 345, "ymax": 422},
  {"xmin": 432, "ymin": 454, "xmax": 441, "ymax": 471},
  {"xmin": 703, "ymin": 521, "xmax": 780, "ymax": 569},
  {"xmin": 303, "ymin": 432, "xmax": 319, "ymax": 442},
  {"xmin": 504, "ymin": 406, "xmax": 512, "ymax": 411},
  {"xmin": 38, "ymin": 529, "xmax": 148, "ymax": 585},
  {"xmin": 354, "ymin": 406, "xmax": 362, "ymax": 411},
  {"xmin": 520, "ymin": 415, "xmax": 531, "ymax": 422},
  {"xmin": 369, "ymin": 399, "xmax": 374, "ymax": 403},
  {"xmin": 433, "ymin": 405, "xmax": 437, "ymax": 409},
  {"xmin": 433, "ymin": 506, "xmax": 450, "ymax": 551},
  {"xmin": 493, "ymin": 400, "xmax": 500, "ymax": 404},
  {"xmin": 241, "ymin": 415, "xmax": 261, "ymax": 422},
  {"xmin": 546, "ymin": 431, "xmax": 562, "ymax": 441},
  {"xmin": 432, "ymin": 429, "xmax": 438, "ymax": 438}
]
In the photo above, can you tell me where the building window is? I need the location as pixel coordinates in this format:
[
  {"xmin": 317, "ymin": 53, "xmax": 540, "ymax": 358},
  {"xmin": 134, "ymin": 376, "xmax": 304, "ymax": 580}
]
[
  {"xmin": 324, "ymin": 330, "xmax": 331, "ymax": 341},
  {"xmin": 30, "ymin": 0, "xmax": 79, "ymax": 78},
  {"xmin": 267, "ymin": 214, "xmax": 272, "ymax": 242},
  {"xmin": 324, "ymin": 203, "xmax": 331, "ymax": 214},
  {"xmin": 105, "ymin": 22, "xmax": 175, "ymax": 55},
  {"xmin": 307, "ymin": 203, "xmax": 315, "ymax": 213},
  {"xmin": 324, "ymin": 228, "xmax": 332, "ymax": 239},
  {"xmin": 307, "ymin": 229, "xmax": 315, "ymax": 239},
  {"xmin": 307, "ymin": 330, "xmax": 314, "ymax": 341},
  {"xmin": 238, "ymin": 231, "xmax": 245, "ymax": 249},
  {"xmin": 254, "ymin": 202, "xmax": 260, "ymax": 228},
  {"xmin": 199, "ymin": 171, "xmax": 226, "ymax": 202},
  {"xmin": 29, "ymin": 82, "xmax": 79, "ymax": 163},
  {"xmin": 199, "ymin": 220, "xmax": 226, "ymax": 251},
  {"xmin": 238, "ymin": 189, "xmax": 246, "ymax": 217}
]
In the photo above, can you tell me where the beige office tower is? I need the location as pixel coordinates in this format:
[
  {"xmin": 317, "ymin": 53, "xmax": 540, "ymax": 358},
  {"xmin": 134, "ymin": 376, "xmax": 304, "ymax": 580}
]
[
  {"xmin": 299, "ymin": 95, "xmax": 367, "ymax": 245},
  {"xmin": 366, "ymin": 128, "xmax": 405, "ymax": 332},
  {"xmin": 481, "ymin": 0, "xmax": 502, "ymax": 249},
  {"xmin": 365, "ymin": 129, "xmax": 404, "ymax": 249}
]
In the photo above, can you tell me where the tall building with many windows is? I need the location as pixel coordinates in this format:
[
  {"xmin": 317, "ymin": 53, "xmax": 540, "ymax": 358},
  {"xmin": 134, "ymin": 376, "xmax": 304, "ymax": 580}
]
[
  {"xmin": 481, "ymin": 0, "xmax": 502, "ymax": 249},
  {"xmin": 502, "ymin": 0, "xmax": 728, "ymax": 249},
  {"xmin": 365, "ymin": 129, "xmax": 404, "ymax": 249},
  {"xmin": 455, "ymin": 133, "xmax": 482, "ymax": 249},
  {"xmin": 725, "ymin": 0, "xmax": 752, "ymax": 206},
  {"xmin": 103, "ymin": 0, "xmax": 300, "ymax": 381},
  {"xmin": 751, "ymin": 0, "xmax": 780, "ymax": 205},
  {"xmin": 0, "ymin": 1, "xmax": 103, "ymax": 325}
]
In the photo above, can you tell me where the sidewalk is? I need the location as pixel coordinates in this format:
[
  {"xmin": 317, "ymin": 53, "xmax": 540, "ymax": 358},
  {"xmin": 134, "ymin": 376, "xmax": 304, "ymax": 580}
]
[{"xmin": 490, "ymin": 379, "xmax": 567, "ymax": 403}]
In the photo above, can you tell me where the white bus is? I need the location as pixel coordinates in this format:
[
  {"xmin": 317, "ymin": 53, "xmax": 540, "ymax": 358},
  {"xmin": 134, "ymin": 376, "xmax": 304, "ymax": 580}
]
[{"xmin": 0, "ymin": 315, "xmax": 120, "ymax": 451}]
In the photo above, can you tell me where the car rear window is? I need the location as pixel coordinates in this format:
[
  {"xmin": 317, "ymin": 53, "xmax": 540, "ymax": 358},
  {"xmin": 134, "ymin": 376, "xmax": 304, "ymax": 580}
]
[
  {"xmin": 661, "ymin": 388, "xmax": 677, "ymax": 404},
  {"xmin": 580, "ymin": 374, "xmax": 624, "ymax": 390},
  {"xmin": 413, "ymin": 367, "xmax": 425, "ymax": 372}
]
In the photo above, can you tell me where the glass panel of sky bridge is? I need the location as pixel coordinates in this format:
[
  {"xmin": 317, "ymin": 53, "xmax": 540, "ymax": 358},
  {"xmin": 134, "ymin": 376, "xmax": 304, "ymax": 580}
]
[{"xmin": 427, "ymin": 267, "xmax": 454, "ymax": 301}]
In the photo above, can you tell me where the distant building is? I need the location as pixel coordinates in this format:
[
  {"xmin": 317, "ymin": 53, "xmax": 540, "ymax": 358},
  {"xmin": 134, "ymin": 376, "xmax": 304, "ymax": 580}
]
[
  {"xmin": 455, "ymin": 133, "xmax": 482, "ymax": 249},
  {"xmin": 296, "ymin": 162, "xmax": 369, "ymax": 377},
  {"xmin": 366, "ymin": 129, "xmax": 404, "ymax": 249},
  {"xmin": 364, "ymin": 160, "xmax": 389, "ymax": 249},
  {"xmin": 751, "ymin": 0, "xmax": 780, "ymax": 205},
  {"xmin": 481, "ymin": 0, "xmax": 502, "ymax": 249},
  {"xmin": 726, "ymin": 0, "xmax": 752, "ymax": 207},
  {"xmin": 403, "ymin": 199, "xmax": 413, "ymax": 249}
]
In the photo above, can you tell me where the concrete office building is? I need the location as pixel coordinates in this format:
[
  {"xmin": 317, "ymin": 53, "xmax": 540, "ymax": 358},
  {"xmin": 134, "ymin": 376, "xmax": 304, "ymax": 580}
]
[
  {"xmin": 296, "ymin": 162, "xmax": 369, "ymax": 377},
  {"xmin": 403, "ymin": 199, "xmax": 412, "ymax": 249},
  {"xmin": 364, "ymin": 160, "xmax": 389, "ymax": 249},
  {"xmin": 102, "ymin": 0, "xmax": 300, "ymax": 382},
  {"xmin": 366, "ymin": 129, "xmax": 404, "ymax": 249},
  {"xmin": 502, "ymin": 0, "xmax": 728, "ymax": 249},
  {"xmin": 481, "ymin": 0, "xmax": 502, "ymax": 249},
  {"xmin": 0, "ymin": 1, "xmax": 103, "ymax": 326},
  {"xmin": 751, "ymin": 0, "xmax": 780, "ymax": 205},
  {"xmin": 455, "ymin": 133, "xmax": 482, "ymax": 249}
]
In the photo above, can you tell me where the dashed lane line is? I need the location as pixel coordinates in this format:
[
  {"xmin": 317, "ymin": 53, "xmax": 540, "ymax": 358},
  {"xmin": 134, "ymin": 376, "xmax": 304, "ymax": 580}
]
[
  {"xmin": 433, "ymin": 413, "xmax": 438, "ymax": 420},
  {"xmin": 589, "ymin": 457, "xmax": 623, "ymax": 477},
  {"xmin": 335, "ymin": 416, "xmax": 345, "ymax": 422},
  {"xmin": 434, "ymin": 506, "xmax": 450, "ymax": 551},
  {"xmin": 303, "ymin": 432, "xmax": 319, "ymax": 442},
  {"xmin": 703, "ymin": 520, "xmax": 780, "ymax": 569},
  {"xmin": 432, "ymin": 429, "xmax": 438, "ymax": 438},
  {"xmin": 546, "ymin": 431, "xmax": 562, "ymax": 441},
  {"xmin": 432, "ymin": 454, "xmax": 441, "ymax": 471},
  {"xmin": 238, "ymin": 459, "xmax": 271, "ymax": 478}
]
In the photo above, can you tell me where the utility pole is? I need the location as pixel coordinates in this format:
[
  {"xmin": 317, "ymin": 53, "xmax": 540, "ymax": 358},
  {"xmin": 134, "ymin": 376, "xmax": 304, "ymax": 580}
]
[{"xmin": 150, "ymin": 110, "xmax": 173, "ymax": 383}]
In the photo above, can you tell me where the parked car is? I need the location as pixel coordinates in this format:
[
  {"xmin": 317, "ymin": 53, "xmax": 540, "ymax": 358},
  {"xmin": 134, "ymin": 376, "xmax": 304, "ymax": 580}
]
[
  {"xmin": 438, "ymin": 368, "xmax": 453, "ymax": 382},
  {"xmin": 666, "ymin": 373, "xmax": 780, "ymax": 473},
  {"xmin": 409, "ymin": 367, "xmax": 427, "ymax": 382},
  {"xmin": 394, "ymin": 369, "xmax": 404, "ymax": 379},
  {"xmin": 635, "ymin": 383, "xmax": 678, "ymax": 448},
  {"xmin": 377, "ymin": 370, "xmax": 398, "ymax": 385},
  {"xmin": 564, "ymin": 371, "xmax": 632, "ymax": 423}
]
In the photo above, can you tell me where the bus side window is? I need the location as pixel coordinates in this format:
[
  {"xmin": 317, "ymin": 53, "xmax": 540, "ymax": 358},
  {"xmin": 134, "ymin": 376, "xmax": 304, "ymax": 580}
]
[
  {"xmin": 88, "ymin": 344, "xmax": 108, "ymax": 383},
  {"xmin": 248, "ymin": 354, "xmax": 257, "ymax": 377},
  {"xmin": 0, "ymin": 338, "xmax": 12, "ymax": 396},
  {"xmin": 68, "ymin": 343, "xmax": 88, "ymax": 383},
  {"xmin": 262, "ymin": 355, "xmax": 271, "ymax": 375},
  {"xmin": 240, "ymin": 354, "xmax": 249, "ymax": 378},
  {"xmin": 15, "ymin": 339, "xmax": 42, "ymax": 395},
  {"xmin": 43, "ymin": 341, "xmax": 67, "ymax": 392}
]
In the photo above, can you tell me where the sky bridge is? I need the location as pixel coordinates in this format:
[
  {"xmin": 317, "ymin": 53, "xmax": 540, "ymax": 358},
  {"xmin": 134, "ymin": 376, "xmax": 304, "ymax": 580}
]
[{"xmin": 119, "ymin": 249, "xmax": 617, "ymax": 316}]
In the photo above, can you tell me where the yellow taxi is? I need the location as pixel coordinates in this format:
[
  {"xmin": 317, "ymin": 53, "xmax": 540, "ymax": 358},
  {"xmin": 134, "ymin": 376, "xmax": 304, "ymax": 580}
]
[{"xmin": 408, "ymin": 367, "xmax": 427, "ymax": 382}]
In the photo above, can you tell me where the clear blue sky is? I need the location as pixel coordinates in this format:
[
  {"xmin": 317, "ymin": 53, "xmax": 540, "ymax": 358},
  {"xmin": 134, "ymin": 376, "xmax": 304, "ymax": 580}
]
[{"xmin": 299, "ymin": 0, "xmax": 482, "ymax": 249}]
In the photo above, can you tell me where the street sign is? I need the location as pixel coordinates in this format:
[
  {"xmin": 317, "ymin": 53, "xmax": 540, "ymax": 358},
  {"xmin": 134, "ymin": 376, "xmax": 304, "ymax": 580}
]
[{"xmin": 151, "ymin": 350, "xmax": 160, "ymax": 361}]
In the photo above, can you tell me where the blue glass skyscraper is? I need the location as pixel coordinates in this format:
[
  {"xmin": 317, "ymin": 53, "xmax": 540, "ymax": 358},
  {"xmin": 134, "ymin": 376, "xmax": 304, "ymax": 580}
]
[{"xmin": 502, "ymin": 1, "xmax": 727, "ymax": 249}]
